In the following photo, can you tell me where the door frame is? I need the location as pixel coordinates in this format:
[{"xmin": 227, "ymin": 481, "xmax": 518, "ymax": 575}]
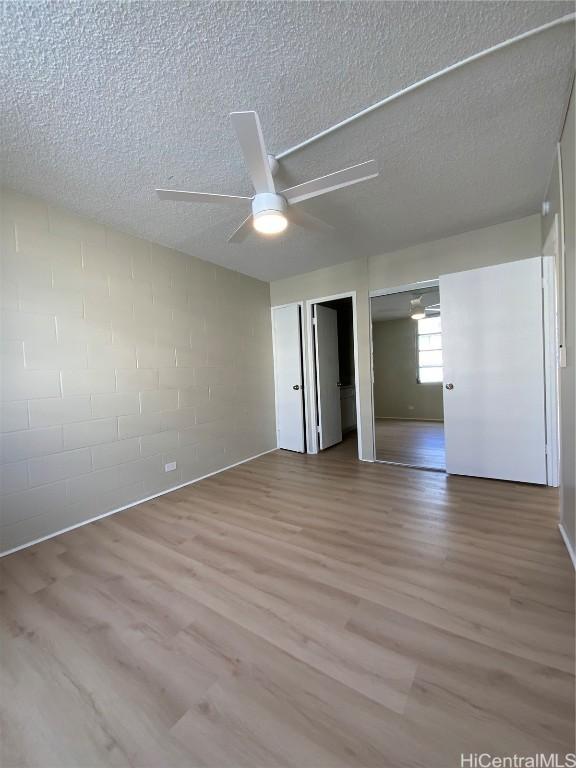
[
  {"xmin": 542, "ymin": 230, "xmax": 561, "ymax": 487},
  {"xmin": 304, "ymin": 291, "xmax": 363, "ymax": 458},
  {"xmin": 369, "ymin": 279, "xmax": 440, "ymax": 465},
  {"xmin": 369, "ymin": 279, "xmax": 440, "ymax": 299},
  {"xmin": 270, "ymin": 302, "xmax": 306, "ymax": 451}
]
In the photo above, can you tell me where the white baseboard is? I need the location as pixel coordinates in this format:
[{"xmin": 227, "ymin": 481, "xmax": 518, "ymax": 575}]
[
  {"xmin": 558, "ymin": 523, "xmax": 576, "ymax": 570},
  {"xmin": 0, "ymin": 447, "xmax": 278, "ymax": 558},
  {"xmin": 375, "ymin": 417, "xmax": 444, "ymax": 422}
]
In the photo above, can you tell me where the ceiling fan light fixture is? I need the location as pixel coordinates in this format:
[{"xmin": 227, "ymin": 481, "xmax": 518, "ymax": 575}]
[
  {"xmin": 252, "ymin": 192, "xmax": 288, "ymax": 236},
  {"xmin": 410, "ymin": 296, "xmax": 426, "ymax": 320},
  {"xmin": 253, "ymin": 211, "xmax": 288, "ymax": 235}
]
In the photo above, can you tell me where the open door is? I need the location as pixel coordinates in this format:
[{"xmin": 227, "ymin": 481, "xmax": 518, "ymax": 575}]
[
  {"xmin": 440, "ymin": 258, "xmax": 547, "ymax": 484},
  {"xmin": 272, "ymin": 304, "xmax": 305, "ymax": 452},
  {"xmin": 314, "ymin": 305, "xmax": 342, "ymax": 449}
]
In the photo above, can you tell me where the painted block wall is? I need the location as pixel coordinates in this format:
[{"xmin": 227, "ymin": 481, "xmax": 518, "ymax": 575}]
[{"xmin": 0, "ymin": 188, "xmax": 276, "ymax": 553}]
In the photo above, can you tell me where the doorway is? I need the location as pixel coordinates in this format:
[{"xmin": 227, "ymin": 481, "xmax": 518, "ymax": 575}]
[
  {"xmin": 272, "ymin": 294, "xmax": 361, "ymax": 459},
  {"xmin": 370, "ymin": 284, "xmax": 445, "ymax": 470},
  {"xmin": 303, "ymin": 292, "xmax": 363, "ymax": 460},
  {"xmin": 311, "ymin": 297, "xmax": 357, "ymax": 455},
  {"xmin": 370, "ymin": 259, "xmax": 551, "ymax": 484}
]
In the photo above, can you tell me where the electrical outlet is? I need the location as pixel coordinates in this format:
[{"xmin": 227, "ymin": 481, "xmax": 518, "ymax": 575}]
[
  {"xmin": 165, "ymin": 461, "xmax": 177, "ymax": 472},
  {"xmin": 407, "ymin": 405, "xmax": 415, "ymax": 411}
]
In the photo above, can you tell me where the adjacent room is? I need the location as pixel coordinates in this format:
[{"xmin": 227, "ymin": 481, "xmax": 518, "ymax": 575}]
[
  {"xmin": 1, "ymin": 3, "xmax": 575, "ymax": 767},
  {"xmin": 371, "ymin": 286, "xmax": 445, "ymax": 469}
]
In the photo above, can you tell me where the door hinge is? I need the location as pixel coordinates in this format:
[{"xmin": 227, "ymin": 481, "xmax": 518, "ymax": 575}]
[
  {"xmin": 312, "ymin": 317, "xmax": 317, "ymax": 326},
  {"xmin": 316, "ymin": 425, "xmax": 321, "ymax": 434}
]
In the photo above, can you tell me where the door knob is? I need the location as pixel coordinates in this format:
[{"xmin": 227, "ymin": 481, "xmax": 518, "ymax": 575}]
[
  {"xmin": 445, "ymin": 383, "xmax": 454, "ymax": 390},
  {"xmin": 292, "ymin": 384, "xmax": 300, "ymax": 390}
]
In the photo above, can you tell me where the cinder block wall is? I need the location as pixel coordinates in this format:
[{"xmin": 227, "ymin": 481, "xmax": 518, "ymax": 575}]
[{"xmin": 0, "ymin": 188, "xmax": 276, "ymax": 552}]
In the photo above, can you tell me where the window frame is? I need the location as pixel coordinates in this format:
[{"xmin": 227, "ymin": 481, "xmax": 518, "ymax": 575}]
[{"xmin": 415, "ymin": 316, "xmax": 443, "ymax": 385}]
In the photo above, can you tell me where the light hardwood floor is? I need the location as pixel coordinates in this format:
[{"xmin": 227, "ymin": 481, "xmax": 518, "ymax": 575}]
[
  {"xmin": 375, "ymin": 418, "xmax": 446, "ymax": 469},
  {"xmin": 1, "ymin": 437, "xmax": 574, "ymax": 768}
]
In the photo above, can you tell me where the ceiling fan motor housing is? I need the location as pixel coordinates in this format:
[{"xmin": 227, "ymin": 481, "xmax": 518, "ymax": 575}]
[{"xmin": 252, "ymin": 193, "xmax": 287, "ymax": 218}]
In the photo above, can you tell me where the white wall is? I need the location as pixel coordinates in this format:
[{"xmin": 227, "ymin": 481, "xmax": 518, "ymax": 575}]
[
  {"xmin": 270, "ymin": 215, "xmax": 541, "ymax": 461},
  {"xmin": 372, "ymin": 318, "xmax": 444, "ymax": 420},
  {"xmin": 0, "ymin": 188, "xmax": 276, "ymax": 553},
  {"xmin": 369, "ymin": 215, "xmax": 541, "ymax": 289}
]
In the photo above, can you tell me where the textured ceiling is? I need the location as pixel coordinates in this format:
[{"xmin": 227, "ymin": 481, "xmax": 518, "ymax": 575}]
[
  {"xmin": 1, "ymin": 2, "xmax": 574, "ymax": 282},
  {"xmin": 372, "ymin": 288, "xmax": 440, "ymax": 322}
]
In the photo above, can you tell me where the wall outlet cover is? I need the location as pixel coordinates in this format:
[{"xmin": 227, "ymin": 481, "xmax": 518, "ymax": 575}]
[{"xmin": 165, "ymin": 461, "xmax": 177, "ymax": 472}]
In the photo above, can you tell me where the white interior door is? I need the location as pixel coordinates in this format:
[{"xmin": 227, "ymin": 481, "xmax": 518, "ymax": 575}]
[
  {"xmin": 314, "ymin": 305, "xmax": 342, "ymax": 450},
  {"xmin": 440, "ymin": 258, "xmax": 547, "ymax": 484},
  {"xmin": 272, "ymin": 305, "xmax": 305, "ymax": 452}
]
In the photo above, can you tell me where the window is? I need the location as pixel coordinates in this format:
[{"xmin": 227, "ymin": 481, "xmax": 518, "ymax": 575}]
[{"xmin": 416, "ymin": 316, "xmax": 443, "ymax": 383}]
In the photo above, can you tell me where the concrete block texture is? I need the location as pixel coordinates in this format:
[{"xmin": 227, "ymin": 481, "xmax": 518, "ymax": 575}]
[{"xmin": 0, "ymin": 188, "xmax": 276, "ymax": 552}]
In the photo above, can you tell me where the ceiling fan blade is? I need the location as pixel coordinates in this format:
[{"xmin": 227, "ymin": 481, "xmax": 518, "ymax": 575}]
[
  {"xmin": 230, "ymin": 111, "xmax": 275, "ymax": 194},
  {"xmin": 288, "ymin": 207, "xmax": 334, "ymax": 234},
  {"xmin": 156, "ymin": 189, "xmax": 251, "ymax": 204},
  {"xmin": 228, "ymin": 215, "xmax": 254, "ymax": 244},
  {"xmin": 282, "ymin": 160, "xmax": 378, "ymax": 205}
]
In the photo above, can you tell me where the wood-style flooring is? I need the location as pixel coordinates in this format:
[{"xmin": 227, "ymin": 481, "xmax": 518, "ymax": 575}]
[
  {"xmin": 375, "ymin": 418, "xmax": 446, "ymax": 469},
  {"xmin": 1, "ymin": 437, "xmax": 574, "ymax": 768}
]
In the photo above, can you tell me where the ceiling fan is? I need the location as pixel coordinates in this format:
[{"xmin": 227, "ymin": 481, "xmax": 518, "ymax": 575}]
[
  {"xmin": 410, "ymin": 296, "xmax": 441, "ymax": 320},
  {"xmin": 155, "ymin": 111, "xmax": 378, "ymax": 243}
]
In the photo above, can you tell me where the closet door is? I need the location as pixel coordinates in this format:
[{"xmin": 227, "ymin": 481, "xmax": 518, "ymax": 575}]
[
  {"xmin": 272, "ymin": 304, "xmax": 305, "ymax": 452},
  {"xmin": 440, "ymin": 258, "xmax": 546, "ymax": 484}
]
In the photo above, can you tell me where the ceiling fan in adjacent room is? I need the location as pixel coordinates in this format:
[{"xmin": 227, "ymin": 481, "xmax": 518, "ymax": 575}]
[
  {"xmin": 410, "ymin": 296, "xmax": 441, "ymax": 320},
  {"xmin": 155, "ymin": 111, "xmax": 378, "ymax": 243}
]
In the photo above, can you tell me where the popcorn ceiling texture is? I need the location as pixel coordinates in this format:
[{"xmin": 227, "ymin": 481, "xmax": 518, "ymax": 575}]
[
  {"xmin": 0, "ymin": 188, "xmax": 276, "ymax": 553},
  {"xmin": 1, "ymin": 1, "xmax": 574, "ymax": 281}
]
